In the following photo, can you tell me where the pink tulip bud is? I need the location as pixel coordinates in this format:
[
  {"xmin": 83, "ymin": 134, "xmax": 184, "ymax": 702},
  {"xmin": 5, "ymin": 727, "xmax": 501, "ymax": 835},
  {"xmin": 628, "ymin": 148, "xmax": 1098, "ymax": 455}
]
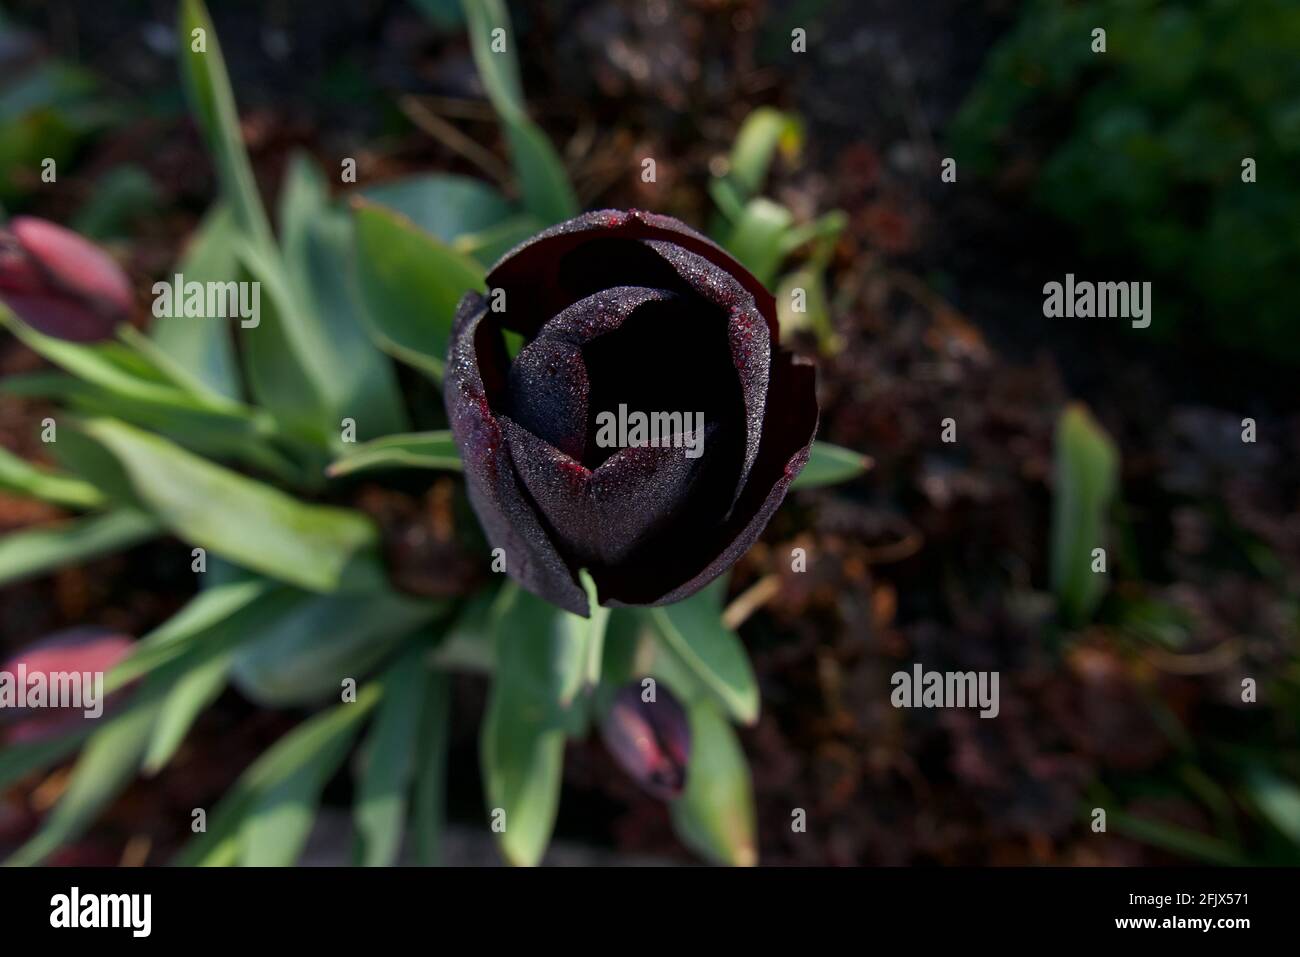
[
  {"xmin": 0, "ymin": 217, "xmax": 133, "ymax": 341},
  {"xmin": 600, "ymin": 682, "xmax": 692, "ymax": 800},
  {"xmin": 0, "ymin": 627, "xmax": 134, "ymax": 743}
]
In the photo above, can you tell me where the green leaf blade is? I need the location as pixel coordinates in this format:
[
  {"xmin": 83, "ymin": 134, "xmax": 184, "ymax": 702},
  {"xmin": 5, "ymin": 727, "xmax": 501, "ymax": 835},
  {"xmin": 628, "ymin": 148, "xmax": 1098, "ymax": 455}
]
[
  {"xmin": 721, "ymin": 197, "xmax": 792, "ymax": 288},
  {"xmin": 669, "ymin": 700, "xmax": 758, "ymax": 867},
  {"xmin": 480, "ymin": 585, "xmax": 583, "ymax": 866},
  {"xmin": 148, "ymin": 204, "xmax": 243, "ymax": 401},
  {"xmin": 326, "ymin": 431, "xmax": 461, "ymax": 478},
  {"xmin": 362, "ymin": 173, "xmax": 514, "ymax": 248},
  {"xmin": 5, "ymin": 696, "xmax": 160, "ymax": 867},
  {"xmin": 0, "ymin": 445, "xmax": 105, "ymax": 509},
  {"xmin": 791, "ymin": 441, "xmax": 872, "ymax": 490},
  {"xmin": 174, "ymin": 686, "xmax": 380, "ymax": 866},
  {"xmin": 107, "ymin": 575, "xmax": 281, "ymax": 693},
  {"xmin": 228, "ymin": 590, "xmax": 446, "ymax": 707},
  {"xmin": 1050, "ymin": 403, "xmax": 1120, "ymax": 625},
  {"xmin": 277, "ymin": 154, "xmax": 409, "ymax": 440},
  {"xmin": 353, "ymin": 646, "xmax": 429, "ymax": 866},
  {"xmin": 727, "ymin": 107, "xmax": 803, "ymax": 201},
  {"xmin": 412, "ymin": 670, "xmax": 452, "ymax": 865},
  {"xmin": 177, "ymin": 0, "xmax": 274, "ymax": 248},
  {"xmin": 459, "ymin": 0, "xmax": 578, "ymax": 224},
  {"xmin": 141, "ymin": 655, "xmax": 229, "ymax": 775},
  {"xmin": 0, "ymin": 509, "xmax": 160, "ymax": 589},
  {"xmin": 77, "ymin": 418, "xmax": 381, "ymax": 593},
  {"xmin": 650, "ymin": 587, "xmax": 759, "ymax": 726},
  {"xmin": 353, "ymin": 202, "xmax": 486, "ymax": 381}
]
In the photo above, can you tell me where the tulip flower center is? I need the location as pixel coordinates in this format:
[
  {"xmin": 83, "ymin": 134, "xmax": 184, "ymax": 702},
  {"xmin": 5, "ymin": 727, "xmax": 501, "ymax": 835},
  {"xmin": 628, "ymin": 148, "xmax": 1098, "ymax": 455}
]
[{"xmin": 580, "ymin": 299, "xmax": 743, "ymax": 469}]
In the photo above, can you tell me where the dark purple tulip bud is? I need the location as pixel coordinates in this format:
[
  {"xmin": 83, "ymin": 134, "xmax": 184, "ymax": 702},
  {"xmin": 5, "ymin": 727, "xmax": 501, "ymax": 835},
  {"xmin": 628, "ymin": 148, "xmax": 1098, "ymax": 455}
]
[
  {"xmin": 446, "ymin": 210, "xmax": 818, "ymax": 614},
  {"xmin": 0, "ymin": 216, "xmax": 133, "ymax": 341},
  {"xmin": 0, "ymin": 627, "xmax": 134, "ymax": 744},
  {"xmin": 600, "ymin": 682, "xmax": 691, "ymax": 800}
]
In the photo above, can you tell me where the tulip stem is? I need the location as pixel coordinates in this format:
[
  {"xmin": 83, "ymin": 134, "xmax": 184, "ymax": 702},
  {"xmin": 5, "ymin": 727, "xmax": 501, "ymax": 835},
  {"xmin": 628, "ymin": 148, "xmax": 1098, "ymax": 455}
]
[{"xmin": 578, "ymin": 570, "xmax": 608, "ymax": 690}]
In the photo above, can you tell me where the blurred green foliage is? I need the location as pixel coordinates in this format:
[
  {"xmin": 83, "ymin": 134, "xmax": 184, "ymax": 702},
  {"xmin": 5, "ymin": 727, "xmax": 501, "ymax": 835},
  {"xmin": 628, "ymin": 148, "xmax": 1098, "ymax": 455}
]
[
  {"xmin": 1051, "ymin": 403, "xmax": 1119, "ymax": 627},
  {"xmin": 709, "ymin": 107, "xmax": 847, "ymax": 355},
  {"xmin": 0, "ymin": 9, "xmax": 124, "ymax": 208},
  {"xmin": 0, "ymin": 59, "xmax": 113, "ymax": 207},
  {"xmin": 950, "ymin": 0, "xmax": 1300, "ymax": 360}
]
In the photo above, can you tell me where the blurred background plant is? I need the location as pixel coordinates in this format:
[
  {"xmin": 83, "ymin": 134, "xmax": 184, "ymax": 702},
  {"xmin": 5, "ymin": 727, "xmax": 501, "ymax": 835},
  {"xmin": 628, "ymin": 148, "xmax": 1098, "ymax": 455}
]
[
  {"xmin": 1, "ymin": 0, "xmax": 1297, "ymax": 867},
  {"xmin": 950, "ymin": 0, "xmax": 1300, "ymax": 361}
]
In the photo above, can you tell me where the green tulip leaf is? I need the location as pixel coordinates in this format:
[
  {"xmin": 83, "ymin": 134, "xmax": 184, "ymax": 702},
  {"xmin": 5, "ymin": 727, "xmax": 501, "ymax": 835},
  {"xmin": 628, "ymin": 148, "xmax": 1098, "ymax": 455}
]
[
  {"xmin": 278, "ymin": 153, "xmax": 408, "ymax": 440},
  {"xmin": 77, "ymin": 417, "xmax": 382, "ymax": 593},
  {"xmin": 229, "ymin": 590, "xmax": 447, "ymax": 707},
  {"xmin": 326, "ymin": 431, "xmax": 461, "ymax": 478},
  {"xmin": 175, "ymin": 686, "xmax": 380, "ymax": 866},
  {"xmin": 649, "ymin": 583, "xmax": 759, "ymax": 725},
  {"xmin": 5, "ymin": 693, "xmax": 161, "ymax": 867},
  {"xmin": 727, "ymin": 107, "xmax": 803, "ymax": 201},
  {"xmin": 148, "ymin": 203, "xmax": 243, "ymax": 401},
  {"xmin": 0, "ymin": 445, "xmax": 105, "ymax": 509},
  {"xmin": 1050, "ymin": 403, "xmax": 1120, "ymax": 626},
  {"xmin": 353, "ymin": 201, "xmax": 486, "ymax": 381},
  {"xmin": 177, "ymin": 0, "xmax": 274, "ymax": 248},
  {"xmin": 459, "ymin": 0, "xmax": 578, "ymax": 224},
  {"xmin": 412, "ymin": 669, "xmax": 452, "ymax": 865},
  {"xmin": 791, "ymin": 441, "xmax": 872, "ymax": 490},
  {"xmin": 353, "ymin": 645, "xmax": 429, "ymax": 866},
  {"xmin": 480, "ymin": 585, "xmax": 584, "ymax": 866},
  {"xmin": 141, "ymin": 655, "xmax": 230, "ymax": 775},
  {"xmin": 669, "ymin": 699, "xmax": 758, "ymax": 867},
  {"xmin": 0, "ymin": 509, "xmax": 160, "ymax": 589}
]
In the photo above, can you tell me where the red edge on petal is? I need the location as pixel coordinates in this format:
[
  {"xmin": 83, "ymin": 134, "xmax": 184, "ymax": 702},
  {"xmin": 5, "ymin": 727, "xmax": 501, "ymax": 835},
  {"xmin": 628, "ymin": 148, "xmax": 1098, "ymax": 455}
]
[
  {"xmin": 486, "ymin": 209, "xmax": 779, "ymax": 341},
  {"xmin": 604, "ymin": 352, "xmax": 818, "ymax": 607},
  {"xmin": 503, "ymin": 416, "xmax": 718, "ymax": 569},
  {"xmin": 445, "ymin": 291, "xmax": 588, "ymax": 615}
]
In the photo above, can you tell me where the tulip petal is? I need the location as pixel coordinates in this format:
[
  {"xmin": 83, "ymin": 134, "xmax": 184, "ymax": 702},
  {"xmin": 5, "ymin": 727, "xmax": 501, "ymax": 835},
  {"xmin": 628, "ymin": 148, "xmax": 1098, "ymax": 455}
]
[
  {"xmin": 520, "ymin": 286, "xmax": 675, "ymax": 470},
  {"xmin": 12, "ymin": 218, "xmax": 133, "ymax": 313},
  {"xmin": 642, "ymin": 239, "xmax": 769, "ymax": 501},
  {"xmin": 0, "ymin": 233, "xmax": 45, "ymax": 293},
  {"xmin": 0, "ymin": 627, "xmax": 135, "ymax": 743},
  {"xmin": 0, "ymin": 218, "xmax": 132, "ymax": 341},
  {"xmin": 518, "ymin": 286, "xmax": 746, "ymax": 475},
  {"xmin": 601, "ymin": 351, "xmax": 818, "ymax": 606},
  {"xmin": 485, "ymin": 208, "xmax": 777, "ymax": 339},
  {"xmin": 524, "ymin": 267, "xmax": 767, "ymax": 498},
  {"xmin": 529, "ymin": 285, "xmax": 673, "ymax": 348},
  {"xmin": 501, "ymin": 416, "xmax": 720, "ymax": 568},
  {"xmin": 600, "ymin": 682, "xmax": 691, "ymax": 800},
  {"xmin": 507, "ymin": 336, "xmax": 589, "ymax": 461},
  {"xmin": 0, "ymin": 292, "xmax": 117, "ymax": 343},
  {"xmin": 445, "ymin": 293, "xmax": 587, "ymax": 614}
]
